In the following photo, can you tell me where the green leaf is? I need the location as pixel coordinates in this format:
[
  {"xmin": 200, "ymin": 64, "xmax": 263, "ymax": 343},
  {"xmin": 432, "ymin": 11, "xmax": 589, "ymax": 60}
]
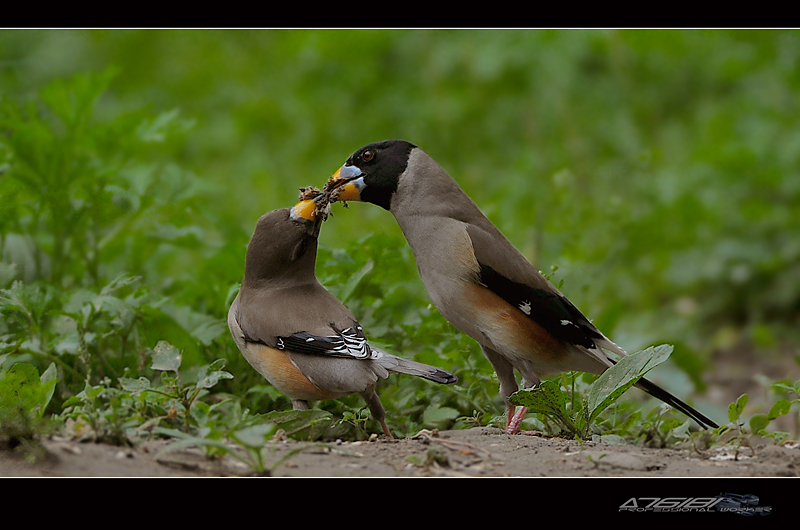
[
  {"xmin": 510, "ymin": 379, "xmax": 577, "ymax": 434},
  {"xmin": 136, "ymin": 108, "xmax": 182, "ymax": 143},
  {"xmin": 261, "ymin": 409, "xmax": 334, "ymax": 440},
  {"xmin": 225, "ymin": 283, "xmax": 241, "ymax": 307},
  {"xmin": 38, "ymin": 68, "xmax": 117, "ymax": 131},
  {"xmin": 195, "ymin": 361, "xmax": 234, "ymax": 390},
  {"xmin": 0, "ymin": 362, "xmax": 58, "ymax": 419},
  {"xmin": 139, "ymin": 305, "xmax": 204, "ymax": 367},
  {"xmin": 586, "ymin": 344, "xmax": 673, "ymax": 423},
  {"xmin": 119, "ymin": 376, "xmax": 152, "ymax": 393},
  {"xmin": 0, "ymin": 262, "xmax": 17, "ymax": 288},
  {"xmin": 232, "ymin": 422, "xmax": 280, "ymax": 447},
  {"xmin": 749, "ymin": 414, "xmax": 770, "ymax": 433},
  {"xmin": 40, "ymin": 363, "xmax": 58, "ymax": 414},
  {"xmin": 151, "ymin": 340, "xmax": 182, "ymax": 372},
  {"xmin": 422, "ymin": 405, "xmax": 460, "ymax": 425},
  {"xmin": 768, "ymin": 398, "xmax": 792, "ymax": 420},
  {"xmin": 729, "ymin": 393, "xmax": 749, "ymax": 422},
  {"xmin": 337, "ymin": 260, "xmax": 374, "ymax": 303}
]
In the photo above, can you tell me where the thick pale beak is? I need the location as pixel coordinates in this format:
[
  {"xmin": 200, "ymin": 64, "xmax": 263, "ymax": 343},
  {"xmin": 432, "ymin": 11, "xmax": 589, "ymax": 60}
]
[
  {"xmin": 290, "ymin": 199, "xmax": 323, "ymax": 236},
  {"xmin": 328, "ymin": 165, "xmax": 365, "ymax": 202}
]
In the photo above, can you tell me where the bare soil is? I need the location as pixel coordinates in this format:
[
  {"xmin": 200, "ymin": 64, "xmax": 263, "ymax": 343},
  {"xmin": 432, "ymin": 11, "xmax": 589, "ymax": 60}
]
[{"xmin": 1, "ymin": 426, "xmax": 798, "ymax": 478}]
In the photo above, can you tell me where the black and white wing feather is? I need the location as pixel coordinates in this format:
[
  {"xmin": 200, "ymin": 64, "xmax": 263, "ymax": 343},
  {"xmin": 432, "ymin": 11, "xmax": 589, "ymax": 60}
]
[{"xmin": 276, "ymin": 325, "xmax": 372, "ymax": 359}]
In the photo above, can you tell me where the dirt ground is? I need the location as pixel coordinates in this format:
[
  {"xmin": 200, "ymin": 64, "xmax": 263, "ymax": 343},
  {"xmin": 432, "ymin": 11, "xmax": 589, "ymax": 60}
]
[{"xmin": 1, "ymin": 426, "xmax": 799, "ymax": 478}]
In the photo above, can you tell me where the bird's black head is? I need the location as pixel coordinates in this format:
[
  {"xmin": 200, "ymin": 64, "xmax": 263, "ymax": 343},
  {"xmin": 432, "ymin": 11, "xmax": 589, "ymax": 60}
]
[{"xmin": 332, "ymin": 139, "xmax": 416, "ymax": 210}]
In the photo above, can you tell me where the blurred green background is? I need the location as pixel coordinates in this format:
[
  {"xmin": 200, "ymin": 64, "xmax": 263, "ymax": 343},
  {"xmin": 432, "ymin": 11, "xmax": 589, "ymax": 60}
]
[{"xmin": 1, "ymin": 29, "xmax": 799, "ymax": 437}]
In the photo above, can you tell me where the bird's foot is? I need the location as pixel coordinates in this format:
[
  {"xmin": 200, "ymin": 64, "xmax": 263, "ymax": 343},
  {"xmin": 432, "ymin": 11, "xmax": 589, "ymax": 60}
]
[
  {"xmin": 506, "ymin": 405, "xmax": 529, "ymax": 434},
  {"xmin": 515, "ymin": 429, "xmax": 546, "ymax": 437},
  {"xmin": 380, "ymin": 420, "xmax": 395, "ymax": 440}
]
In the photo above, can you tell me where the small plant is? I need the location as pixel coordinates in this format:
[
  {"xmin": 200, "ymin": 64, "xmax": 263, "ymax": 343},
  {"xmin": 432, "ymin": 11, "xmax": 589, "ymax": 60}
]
[
  {"xmin": 60, "ymin": 376, "xmax": 143, "ymax": 446},
  {"xmin": 405, "ymin": 444, "xmax": 450, "ymax": 470},
  {"xmin": 509, "ymin": 344, "xmax": 675, "ymax": 439},
  {"xmin": 718, "ymin": 394, "xmax": 757, "ymax": 458},
  {"xmin": 633, "ymin": 406, "xmax": 697, "ymax": 449},
  {"xmin": 154, "ymin": 407, "xmax": 332, "ymax": 476},
  {"xmin": 60, "ymin": 340, "xmax": 233, "ymax": 444},
  {"xmin": 717, "ymin": 382, "xmax": 799, "ymax": 458},
  {"xmin": 0, "ymin": 356, "xmax": 58, "ymax": 458},
  {"xmin": 757, "ymin": 379, "xmax": 800, "ymax": 444},
  {"xmin": 143, "ymin": 340, "xmax": 233, "ymax": 433},
  {"xmin": 337, "ymin": 408, "xmax": 372, "ymax": 438},
  {"xmin": 60, "ymin": 338, "xmax": 330, "ymax": 475}
]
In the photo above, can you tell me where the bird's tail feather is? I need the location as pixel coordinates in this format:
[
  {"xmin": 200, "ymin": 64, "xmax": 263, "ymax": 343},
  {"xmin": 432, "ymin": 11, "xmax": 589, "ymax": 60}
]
[
  {"xmin": 371, "ymin": 348, "xmax": 458, "ymax": 385},
  {"xmin": 635, "ymin": 377, "xmax": 719, "ymax": 429}
]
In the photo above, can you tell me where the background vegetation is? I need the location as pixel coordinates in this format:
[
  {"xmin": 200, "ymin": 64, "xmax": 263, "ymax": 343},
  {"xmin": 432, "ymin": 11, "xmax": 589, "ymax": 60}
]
[{"xmin": 1, "ymin": 29, "xmax": 798, "ymax": 452}]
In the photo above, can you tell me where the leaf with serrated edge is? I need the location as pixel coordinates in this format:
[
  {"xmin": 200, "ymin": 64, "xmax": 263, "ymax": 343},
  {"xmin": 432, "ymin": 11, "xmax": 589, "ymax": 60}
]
[
  {"xmin": 587, "ymin": 344, "xmax": 673, "ymax": 424},
  {"xmin": 510, "ymin": 379, "xmax": 577, "ymax": 433}
]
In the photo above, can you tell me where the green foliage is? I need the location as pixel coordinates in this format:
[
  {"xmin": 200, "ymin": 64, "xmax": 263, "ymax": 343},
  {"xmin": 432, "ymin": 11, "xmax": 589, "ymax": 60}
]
[
  {"xmin": 586, "ymin": 345, "xmax": 673, "ymax": 423},
  {"xmin": 510, "ymin": 344, "xmax": 673, "ymax": 439},
  {"xmin": 0, "ymin": 69, "xmax": 203, "ymax": 286},
  {"xmin": 0, "ymin": 357, "xmax": 58, "ymax": 451},
  {"xmin": 0, "ymin": 272, "xmax": 226, "ymax": 403},
  {"xmin": 719, "ymin": 381, "xmax": 800, "ymax": 456},
  {"xmin": 60, "ymin": 340, "xmax": 232, "ymax": 445},
  {"xmin": 154, "ymin": 410, "xmax": 328, "ymax": 476},
  {"xmin": 0, "ymin": 70, "xmax": 231, "ymax": 406}
]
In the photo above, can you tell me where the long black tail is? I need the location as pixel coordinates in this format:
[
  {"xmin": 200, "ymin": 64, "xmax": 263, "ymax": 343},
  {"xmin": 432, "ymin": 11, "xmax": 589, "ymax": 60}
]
[{"xmin": 636, "ymin": 377, "xmax": 719, "ymax": 429}]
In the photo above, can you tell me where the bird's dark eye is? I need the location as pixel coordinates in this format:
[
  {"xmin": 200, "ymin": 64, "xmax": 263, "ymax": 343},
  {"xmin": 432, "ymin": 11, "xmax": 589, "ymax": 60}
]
[{"xmin": 362, "ymin": 150, "xmax": 375, "ymax": 162}]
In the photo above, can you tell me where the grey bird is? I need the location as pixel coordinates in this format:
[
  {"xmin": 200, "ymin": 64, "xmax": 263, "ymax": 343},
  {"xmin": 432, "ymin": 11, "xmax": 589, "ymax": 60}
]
[
  {"xmin": 325, "ymin": 139, "xmax": 718, "ymax": 433},
  {"xmin": 227, "ymin": 201, "xmax": 458, "ymax": 438}
]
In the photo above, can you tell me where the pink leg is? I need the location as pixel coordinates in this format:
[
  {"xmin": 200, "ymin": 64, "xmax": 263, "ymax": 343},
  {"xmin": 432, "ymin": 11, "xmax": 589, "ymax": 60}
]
[
  {"xmin": 506, "ymin": 406, "xmax": 527, "ymax": 434},
  {"xmin": 380, "ymin": 420, "xmax": 394, "ymax": 439},
  {"xmin": 506, "ymin": 406, "xmax": 543, "ymax": 436}
]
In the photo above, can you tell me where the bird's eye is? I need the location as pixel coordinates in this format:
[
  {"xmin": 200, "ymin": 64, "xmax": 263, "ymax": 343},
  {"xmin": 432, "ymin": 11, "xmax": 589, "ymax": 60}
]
[{"xmin": 362, "ymin": 150, "xmax": 374, "ymax": 162}]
